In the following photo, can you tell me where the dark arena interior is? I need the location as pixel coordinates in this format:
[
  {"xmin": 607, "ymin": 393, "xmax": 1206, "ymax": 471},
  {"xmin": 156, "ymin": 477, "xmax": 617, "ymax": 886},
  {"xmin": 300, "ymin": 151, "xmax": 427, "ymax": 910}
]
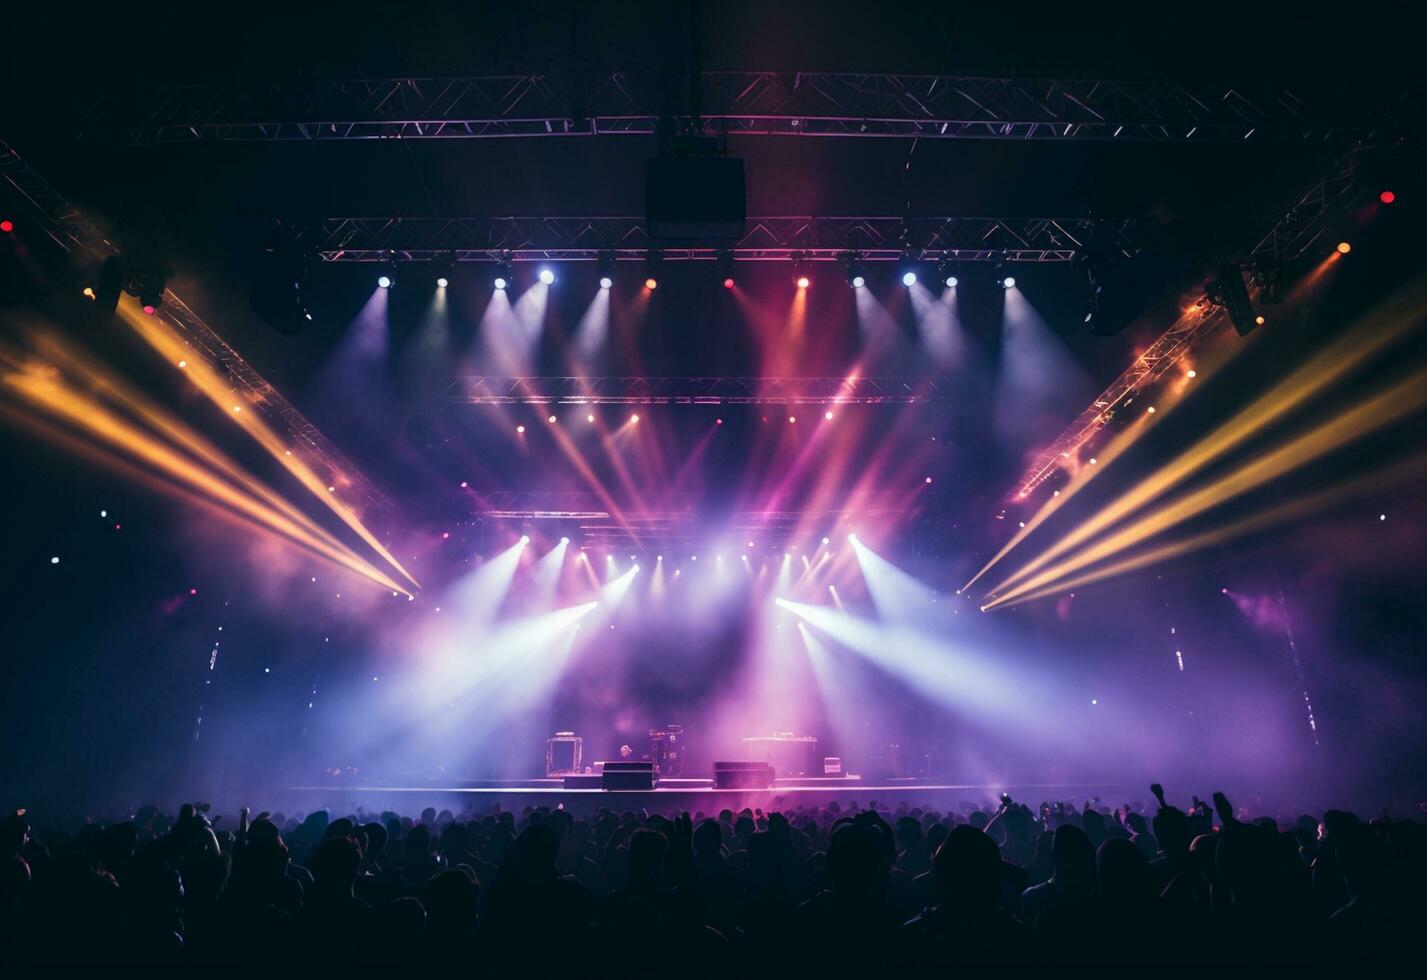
[{"xmin": 2, "ymin": 1, "xmax": 1426, "ymax": 971}]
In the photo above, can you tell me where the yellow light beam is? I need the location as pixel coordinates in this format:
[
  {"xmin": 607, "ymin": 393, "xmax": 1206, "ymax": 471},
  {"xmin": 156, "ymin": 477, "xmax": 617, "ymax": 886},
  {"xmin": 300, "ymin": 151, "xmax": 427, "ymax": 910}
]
[
  {"xmin": 974, "ymin": 279, "xmax": 1427, "ymax": 597},
  {"xmin": 985, "ymin": 368, "xmax": 1427, "ymax": 608},
  {"xmin": 119, "ymin": 302, "xmax": 419, "ymax": 589},
  {"xmin": 3, "ymin": 367, "xmax": 412, "ymax": 595},
  {"xmin": 987, "ymin": 454, "xmax": 1427, "ymax": 610}
]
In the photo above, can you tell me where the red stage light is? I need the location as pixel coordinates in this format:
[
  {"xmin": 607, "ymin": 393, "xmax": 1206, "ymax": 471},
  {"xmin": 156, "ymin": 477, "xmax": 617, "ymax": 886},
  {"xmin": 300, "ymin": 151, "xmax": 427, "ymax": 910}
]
[
  {"xmin": 795, "ymin": 275, "xmax": 810, "ymax": 289},
  {"xmin": 1380, "ymin": 190, "xmax": 1396, "ymax": 204},
  {"xmin": 1336, "ymin": 241, "xmax": 1352, "ymax": 254},
  {"xmin": 722, "ymin": 277, "xmax": 735, "ymax": 289},
  {"xmin": 644, "ymin": 277, "xmax": 658, "ymax": 290},
  {"xmin": 142, "ymin": 304, "xmax": 157, "ymax": 315},
  {"xmin": 0, "ymin": 219, "xmax": 13, "ymax": 233}
]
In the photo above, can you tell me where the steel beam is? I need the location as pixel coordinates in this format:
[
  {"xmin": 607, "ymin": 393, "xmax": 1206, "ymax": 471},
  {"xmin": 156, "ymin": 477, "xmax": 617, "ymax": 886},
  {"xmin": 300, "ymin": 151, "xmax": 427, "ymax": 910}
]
[
  {"xmin": 317, "ymin": 215, "xmax": 1130, "ymax": 263},
  {"xmin": 80, "ymin": 72, "xmax": 1397, "ymax": 144}
]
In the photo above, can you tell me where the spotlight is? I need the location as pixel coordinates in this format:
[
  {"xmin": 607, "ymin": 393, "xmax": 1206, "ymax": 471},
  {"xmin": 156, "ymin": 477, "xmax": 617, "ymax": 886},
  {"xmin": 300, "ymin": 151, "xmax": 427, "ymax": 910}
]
[
  {"xmin": 842, "ymin": 252, "xmax": 866, "ymax": 288},
  {"xmin": 538, "ymin": 268, "xmax": 556, "ymax": 285},
  {"xmin": 1336, "ymin": 241, "xmax": 1352, "ymax": 254},
  {"xmin": 561, "ymin": 536, "xmax": 570, "ymax": 545},
  {"xmin": 643, "ymin": 250, "xmax": 663, "ymax": 291},
  {"xmin": 788, "ymin": 415, "xmax": 796, "ymax": 424},
  {"xmin": 796, "ymin": 274, "xmax": 810, "ymax": 289},
  {"xmin": 1000, "ymin": 274, "xmax": 1016, "ymax": 289},
  {"xmin": 378, "ymin": 274, "xmax": 393, "ymax": 289},
  {"xmin": 822, "ymin": 536, "xmax": 830, "ymax": 545},
  {"xmin": 938, "ymin": 259, "xmax": 959, "ymax": 289},
  {"xmin": 516, "ymin": 424, "xmax": 526, "ymax": 433},
  {"xmin": 436, "ymin": 276, "xmax": 449, "ymax": 289},
  {"xmin": 493, "ymin": 257, "xmax": 514, "ymax": 290},
  {"xmin": 1380, "ymin": 190, "xmax": 1396, "ymax": 204},
  {"xmin": 901, "ymin": 270, "xmax": 917, "ymax": 287},
  {"xmin": 824, "ymin": 410, "xmax": 833, "ymax": 420},
  {"xmin": 0, "ymin": 219, "xmax": 12, "ymax": 233},
  {"xmin": 520, "ymin": 535, "xmax": 530, "ymax": 544},
  {"xmin": 586, "ymin": 413, "xmax": 595, "ymax": 422},
  {"xmin": 630, "ymin": 413, "xmax": 640, "ymax": 424},
  {"xmin": 716, "ymin": 249, "xmax": 735, "ymax": 289},
  {"xmin": 597, "ymin": 252, "xmax": 616, "ymax": 290},
  {"xmin": 548, "ymin": 414, "xmax": 557, "ymax": 423},
  {"xmin": 431, "ymin": 255, "xmax": 455, "ymax": 291},
  {"xmin": 599, "ymin": 276, "xmax": 614, "ymax": 289}
]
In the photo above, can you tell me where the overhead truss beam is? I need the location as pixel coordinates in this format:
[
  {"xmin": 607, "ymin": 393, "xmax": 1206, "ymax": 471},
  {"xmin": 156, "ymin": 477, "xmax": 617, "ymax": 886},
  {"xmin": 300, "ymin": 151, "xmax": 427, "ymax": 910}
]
[
  {"xmin": 445, "ymin": 377, "xmax": 939, "ymax": 405},
  {"xmin": 318, "ymin": 215, "xmax": 1130, "ymax": 263},
  {"xmin": 81, "ymin": 72, "xmax": 1396, "ymax": 144}
]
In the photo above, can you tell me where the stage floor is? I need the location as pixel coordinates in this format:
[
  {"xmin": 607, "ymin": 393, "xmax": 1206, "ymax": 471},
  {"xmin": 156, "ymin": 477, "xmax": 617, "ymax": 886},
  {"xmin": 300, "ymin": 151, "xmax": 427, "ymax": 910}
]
[{"xmin": 287, "ymin": 777, "xmax": 1122, "ymax": 814}]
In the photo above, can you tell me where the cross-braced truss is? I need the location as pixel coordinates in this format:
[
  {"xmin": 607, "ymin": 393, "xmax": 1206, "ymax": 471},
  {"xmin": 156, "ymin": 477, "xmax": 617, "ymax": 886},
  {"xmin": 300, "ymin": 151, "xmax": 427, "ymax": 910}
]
[
  {"xmin": 80, "ymin": 72, "xmax": 1397, "ymax": 144},
  {"xmin": 0, "ymin": 139, "xmax": 389, "ymax": 509},
  {"xmin": 317, "ymin": 215, "xmax": 1131, "ymax": 263},
  {"xmin": 445, "ymin": 377, "xmax": 940, "ymax": 405}
]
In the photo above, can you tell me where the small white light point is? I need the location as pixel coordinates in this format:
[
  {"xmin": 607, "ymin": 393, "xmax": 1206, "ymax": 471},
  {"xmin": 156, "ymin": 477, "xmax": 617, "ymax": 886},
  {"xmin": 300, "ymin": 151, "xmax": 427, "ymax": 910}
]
[{"xmin": 50, "ymin": 556, "xmax": 60, "ymax": 564}]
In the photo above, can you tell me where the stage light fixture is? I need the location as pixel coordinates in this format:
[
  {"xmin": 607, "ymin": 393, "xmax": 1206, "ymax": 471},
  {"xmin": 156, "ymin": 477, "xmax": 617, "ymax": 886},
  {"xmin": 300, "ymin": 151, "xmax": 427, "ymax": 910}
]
[
  {"xmin": 1380, "ymin": 190, "xmax": 1396, "ymax": 204},
  {"xmin": 796, "ymin": 274, "xmax": 810, "ymax": 289},
  {"xmin": 824, "ymin": 410, "xmax": 834, "ymax": 420},
  {"xmin": 630, "ymin": 413, "xmax": 640, "ymax": 424},
  {"xmin": 901, "ymin": 270, "xmax": 917, "ymax": 287},
  {"xmin": 599, "ymin": 275, "xmax": 613, "ymax": 289},
  {"xmin": 548, "ymin": 414, "xmax": 557, "ymax": 423},
  {"xmin": 493, "ymin": 257, "xmax": 514, "ymax": 290},
  {"xmin": 516, "ymin": 424, "xmax": 526, "ymax": 433},
  {"xmin": 0, "ymin": 219, "xmax": 12, "ymax": 233},
  {"xmin": 1207, "ymin": 262, "xmax": 1260, "ymax": 336},
  {"xmin": 643, "ymin": 250, "xmax": 663, "ymax": 291},
  {"xmin": 586, "ymin": 413, "xmax": 595, "ymax": 422},
  {"xmin": 596, "ymin": 252, "xmax": 616, "ymax": 290},
  {"xmin": 521, "ymin": 535, "xmax": 530, "ymax": 544},
  {"xmin": 377, "ymin": 274, "xmax": 393, "ymax": 289},
  {"xmin": 842, "ymin": 252, "xmax": 866, "ymax": 288},
  {"xmin": 1336, "ymin": 241, "xmax": 1352, "ymax": 254},
  {"xmin": 938, "ymin": 259, "xmax": 959, "ymax": 288},
  {"xmin": 436, "ymin": 276, "xmax": 449, "ymax": 289},
  {"xmin": 538, "ymin": 268, "xmax": 556, "ymax": 285},
  {"xmin": 716, "ymin": 249, "xmax": 736, "ymax": 289}
]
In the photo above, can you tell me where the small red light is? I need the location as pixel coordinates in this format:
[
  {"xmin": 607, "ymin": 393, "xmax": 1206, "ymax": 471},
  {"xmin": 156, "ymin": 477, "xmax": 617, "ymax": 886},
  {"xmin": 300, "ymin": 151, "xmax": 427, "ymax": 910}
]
[
  {"xmin": 0, "ymin": 219, "xmax": 13, "ymax": 233},
  {"xmin": 142, "ymin": 304, "xmax": 156, "ymax": 315},
  {"xmin": 1380, "ymin": 190, "xmax": 1396, "ymax": 204},
  {"xmin": 723, "ymin": 277, "xmax": 735, "ymax": 289}
]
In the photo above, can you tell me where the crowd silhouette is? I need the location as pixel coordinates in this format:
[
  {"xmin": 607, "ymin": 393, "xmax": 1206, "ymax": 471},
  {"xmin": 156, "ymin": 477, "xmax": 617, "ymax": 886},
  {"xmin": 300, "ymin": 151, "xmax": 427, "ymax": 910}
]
[{"xmin": 1, "ymin": 785, "xmax": 1421, "ymax": 972}]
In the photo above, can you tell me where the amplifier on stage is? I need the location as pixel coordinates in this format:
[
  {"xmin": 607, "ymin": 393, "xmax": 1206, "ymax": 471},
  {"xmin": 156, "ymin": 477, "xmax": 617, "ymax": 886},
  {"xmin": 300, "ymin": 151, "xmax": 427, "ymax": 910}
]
[
  {"xmin": 601, "ymin": 761, "xmax": 656, "ymax": 791},
  {"xmin": 742, "ymin": 733, "xmax": 819, "ymax": 777},
  {"xmin": 713, "ymin": 761, "xmax": 775, "ymax": 789}
]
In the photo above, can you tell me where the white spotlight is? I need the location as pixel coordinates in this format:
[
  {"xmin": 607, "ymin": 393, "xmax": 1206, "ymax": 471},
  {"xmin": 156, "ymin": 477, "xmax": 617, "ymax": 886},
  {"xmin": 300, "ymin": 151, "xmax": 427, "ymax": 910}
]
[
  {"xmin": 851, "ymin": 275, "xmax": 865, "ymax": 289},
  {"xmin": 494, "ymin": 276, "xmax": 508, "ymax": 290},
  {"xmin": 599, "ymin": 276, "xmax": 613, "ymax": 289},
  {"xmin": 377, "ymin": 274, "xmax": 393, "ymax": 289},
  {"xmin": 945, "ymin": 275, "xmax": 958, "ymax": 288},
  {"xmin": 520, "ymin": 534, "xmax": 530, "ymax": 544},
  {"xmin": 436, "ymin": 276, "xmax": 449, "ymax": 289},
  {"xmin": 1002, "ymin": 275, "xmax": 1017, "ymax": 289},
  {"xmin": 538, "ymin": 268, "xmax": 556, "ymax": 285},
  {"xmin": 901, "ymin": 271, "xmax": 917, "ymax": 287}
]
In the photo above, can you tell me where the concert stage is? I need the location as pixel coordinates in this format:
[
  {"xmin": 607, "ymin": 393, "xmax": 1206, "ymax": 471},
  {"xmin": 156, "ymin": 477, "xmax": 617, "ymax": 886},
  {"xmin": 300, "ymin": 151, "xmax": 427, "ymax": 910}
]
[{"xmin": 288, "ymin": 777, "xmax": 1123, "ymax": 815}]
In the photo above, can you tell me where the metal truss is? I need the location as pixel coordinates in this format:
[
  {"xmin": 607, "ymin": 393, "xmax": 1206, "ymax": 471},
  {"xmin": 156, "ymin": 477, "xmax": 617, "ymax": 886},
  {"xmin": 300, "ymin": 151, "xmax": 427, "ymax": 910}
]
[
  {"xmin": 1012, "ymin": 305, "xmax": 1223, "ymax": 499},
  {"xmin": 81, "ymin": 72, "xmax": 1394, "ymax": 144},
  {"xmin": 461, "ymin": 490, "xmax": 907, "ymax": 536},
  {"xmin": 445, "ymin": 376, "xmax": 939, "ymax": 406},
  {"xmin": 317, "ymin": 215, "xmax": 1129, "ymax": 263},
  {"xmin": 0, "ymin": 138, "xmax": 388, "ymax": 509}
]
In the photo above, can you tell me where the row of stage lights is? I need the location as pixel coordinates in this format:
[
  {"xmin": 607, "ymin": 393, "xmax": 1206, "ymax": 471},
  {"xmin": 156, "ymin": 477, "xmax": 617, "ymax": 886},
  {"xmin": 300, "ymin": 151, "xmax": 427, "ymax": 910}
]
[{"xmin": 372, "ymin": 258, "xmax": 1019, "ymax": 292}]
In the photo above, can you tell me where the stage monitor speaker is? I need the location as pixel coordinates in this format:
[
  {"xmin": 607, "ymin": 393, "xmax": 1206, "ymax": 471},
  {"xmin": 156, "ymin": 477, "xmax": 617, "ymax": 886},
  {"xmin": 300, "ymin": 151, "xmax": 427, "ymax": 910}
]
[
  {"xmin": 601, "ymin": 761, "xmax": 656, "ymax": 790},
  {"xmin": 713, "ymin": 761, "xmax": 775, "ymax": 789},
  {"xmin": 645, "ymin": 157, "xmax": 746, "ymax": 239}
]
